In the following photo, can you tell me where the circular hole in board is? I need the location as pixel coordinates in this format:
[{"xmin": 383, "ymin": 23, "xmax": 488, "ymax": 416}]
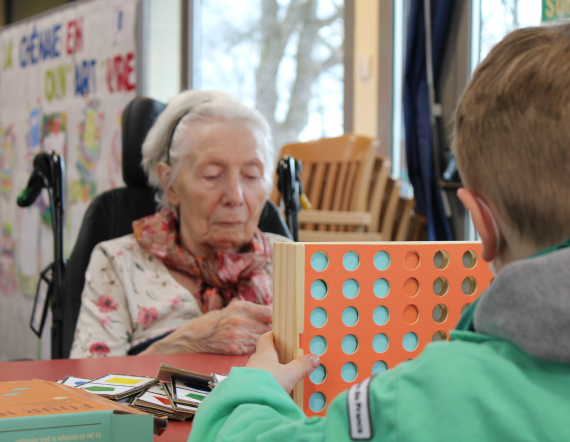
[
  {"xmin": 432, "ymin": 331, "xmax": 449, "ymax": 342},
  {"xmin": 373, "ymin": 278, "xmax": 390, "ymax": 298},
  {"xmin": 403, "ymin": 332, "xmax": 419, "ymax": 352},
  {"xmin": 310, "ymin": 336, "xmax": 328, "ymax": 356},
  {"xmin": 433, "ymin": 277, "xmax": 449, "ymax": 296},
  {"xmin": 342, "ymin": 334, "xmax": 359, "ymax": 354},
  {"xmin": 342, "ymin": 279, "xmax": 360, "ymax": 299},
  {"xmin": 461, "ymin": 303, "xmax": 472, "ymax": 315},
  {"xmin": 310, "ymin": 308, "xmax": 328, "ymax": 328},
  {"xmin": 433, "ymin": 250, "xmax": 450, "ymax": 269},
  {"xmin": 373, "ymin": 333, "xmax": 389, "ymax": 353},
  {"xmin": 403, "ymin": 304, "xmax": 419, "ymax": 325},
  {"xmin": 311, "ymin": 252, "xmax": 329, "ymax": 272},
  {"xmin": 462, "ymin": 277, "xmax": 478, "ymax": 296},
  {"xmin": 309, "ymin": 364, "xmax": 327, "ymax": 384},
  {"xmin": 309, "ymin": 392, "xmax": 327, "ymax": 412},
  {"xmin": 372, "ymin": 361, "xmax": 388, "ymax": 375},
  {"xmin": 373, "ymin": 306, "xmax": 389, "ymax": 326},
  {"xmin": 343, "ymin": 252, "xmax": 360, "ymax": 271},
  {"xmin": 342, "ymin": 307, "xmax": 359, "ymax": 327},
  {"xmin": 341, "ymin": 362, "xmax": 358, "ymax": 382},
  {"xmin": 310, "ymin": 280, "xmax": 328, "ymax": 300},
  {"xmin": 404, "ymin": 251, "xmax": 420, "ymax": 270},
  {"xmin": 432, "ymin": 304, "xmax": 449, "ymax": 323},
  {"xmin": 403, "ymin": 278, "xmax": 420, "ymax": 297},
  {"xmin": 462, "ymin": 250, "xmax": 478, "ymax": 269},
  {"xmin": 374, "ymin": 251, "xmax": 391, "ymax": 270}
]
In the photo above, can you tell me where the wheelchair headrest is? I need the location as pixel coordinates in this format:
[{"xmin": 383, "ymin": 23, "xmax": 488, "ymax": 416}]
[{"xmin": 121, "ymin": 96, "xmax": 167, "ymax": 189}]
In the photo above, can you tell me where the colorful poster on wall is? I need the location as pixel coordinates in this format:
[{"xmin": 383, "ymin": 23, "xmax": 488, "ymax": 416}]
[
  {"xmin": 0, "ymin": 124, "xmax": 15, "ymax": 197},
  {"xmin": 0, "ymin": 222, "xmax": 19, "ymax": 296},
  {"xmin": 26, "ymin": 105, "xmax": 42, "ymax": 170},
  {"xmin": 0, "ymin": 0, "xmax": 139, "ymax": 361},
  {"xmin": 107, "ymin": 108, "xmax": 124, "ymax": 189}
]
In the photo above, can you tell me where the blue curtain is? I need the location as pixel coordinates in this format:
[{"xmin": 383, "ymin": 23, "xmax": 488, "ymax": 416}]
[{"xmin": 403, "ymin": 0, "xmax": 454, "ymax": 241}]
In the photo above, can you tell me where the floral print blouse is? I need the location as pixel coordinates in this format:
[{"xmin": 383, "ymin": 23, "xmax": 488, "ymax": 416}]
[{"xmin": 69, "ymin": 232, "xmax": 290, "ymax": 358}]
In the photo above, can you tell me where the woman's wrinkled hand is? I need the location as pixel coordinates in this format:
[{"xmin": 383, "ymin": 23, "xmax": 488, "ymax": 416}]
[{"xmin": 142, "ymin": 300, "xmax": 272, "ymax": 355}]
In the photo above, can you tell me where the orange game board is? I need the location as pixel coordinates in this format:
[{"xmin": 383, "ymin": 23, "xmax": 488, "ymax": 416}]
[{"xmin": 273, "ymin": 242, "xmax": 493, "ymax": 416}]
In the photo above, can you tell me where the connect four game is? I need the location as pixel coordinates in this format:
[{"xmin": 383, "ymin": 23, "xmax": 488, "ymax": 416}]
[{"xmin": 273, "ymin": 242, "xmax": 493, "ymax": 417}]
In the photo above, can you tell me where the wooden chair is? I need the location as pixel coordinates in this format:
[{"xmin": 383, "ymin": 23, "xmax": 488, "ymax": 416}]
[
  {"xmin": 391, "ymin": 195, "xmax": 416, "ymax": 241},
  {"xmin": 271, "ymin": 135, "xmax": 401, "ymax": 241},
  {"xmin": 407, "ymin": 213, "xmax": 428, "ymax": 241}
]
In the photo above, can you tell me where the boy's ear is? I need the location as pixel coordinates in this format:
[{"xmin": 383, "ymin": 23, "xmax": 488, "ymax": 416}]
[
  {"xmin": 457, "ymin": 188, "xmax": 499, "ymax": 262},
  {"xmin": 156, "ymin": 162, "xmax": 180, "ymax": 207}
]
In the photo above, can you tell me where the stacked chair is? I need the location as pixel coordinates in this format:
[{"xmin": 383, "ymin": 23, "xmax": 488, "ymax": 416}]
[{"xmin": 271, "ymin": 134, "xmax": 423, "ymax": 242}]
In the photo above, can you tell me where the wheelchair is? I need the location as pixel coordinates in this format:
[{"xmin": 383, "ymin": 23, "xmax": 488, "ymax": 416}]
[{"xmin": 20, "ymin": 96, "xmax": 296, "ymax": 359}]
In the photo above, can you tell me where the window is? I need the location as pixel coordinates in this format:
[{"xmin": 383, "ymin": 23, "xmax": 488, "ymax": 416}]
[
  {"xmin": 195, "ymin": 0, "xmax": 345, "ymax": 152},
  {"xmin": 473, "ymin": 0, "xmax": 542, "ymax": 69}
]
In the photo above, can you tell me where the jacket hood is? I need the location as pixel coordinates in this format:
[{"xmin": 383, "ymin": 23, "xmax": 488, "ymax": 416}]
[{"xmin": 474, "ymin": 247, "xmax": 570, "ymax": 363}]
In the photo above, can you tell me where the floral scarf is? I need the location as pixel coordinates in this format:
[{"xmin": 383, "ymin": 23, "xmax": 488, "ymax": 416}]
[{"xmin": 133, "ymin": 208, "xmax": 272, "ymax": 312}]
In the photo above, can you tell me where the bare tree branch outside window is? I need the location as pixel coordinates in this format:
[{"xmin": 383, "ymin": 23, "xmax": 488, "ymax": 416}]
[
  {"xmin": 198, "ymin": 0, "xmax": 344, "ymax": 152},
  {"xmin": 478, "ymin": 0, "xmax": 541, "ymax": 65}
]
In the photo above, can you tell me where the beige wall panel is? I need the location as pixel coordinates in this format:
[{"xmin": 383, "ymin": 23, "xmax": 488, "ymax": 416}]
[{"xmin": 353, "ymin": 0, "xmax": 380, "ymax": 140}]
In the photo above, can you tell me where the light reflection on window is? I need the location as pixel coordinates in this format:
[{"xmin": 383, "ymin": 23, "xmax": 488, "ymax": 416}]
[
  {"xmin": 477, "ymin": 0, "xmax": 542, "ymax": 65},
  {"xmin": 196, "ymin": 0, "xmax": 345, "ymax": 152}
]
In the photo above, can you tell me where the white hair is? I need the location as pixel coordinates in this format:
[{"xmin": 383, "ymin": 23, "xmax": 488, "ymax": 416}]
[{"xmin": 141, "ymin": 90, "xmax": 275, "ymax": 210}]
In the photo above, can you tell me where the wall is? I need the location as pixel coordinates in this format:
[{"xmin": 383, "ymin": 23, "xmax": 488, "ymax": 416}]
[
  {"xmin": 0, "ymin": 0, "xmax": 5, "ymax": 27},
  {"xmin": 0, "ymin": 0, "xmax": 138, "ymax": 362},
  {"xmin": 353, "ymin": 0, "xmax": 474, "ymax": 239},
  {"xmin": 146, "ymin": 0, "xmax": 180, "ymax": 103},
  {"xmin": 9, "ymin": 0, "xmax": 68, "ymax": 23},
  {"xmin": 352, "ymin": 1, "xmax": 380, "ymax": 143},
  {"xmin": 352, "ymin": 1, "xmax": 406, "ymax": 160}
]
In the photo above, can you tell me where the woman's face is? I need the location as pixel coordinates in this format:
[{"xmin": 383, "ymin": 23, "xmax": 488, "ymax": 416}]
[{"xmin": 166, "ymin": 119, "xmax": 268, "ymax": 257}]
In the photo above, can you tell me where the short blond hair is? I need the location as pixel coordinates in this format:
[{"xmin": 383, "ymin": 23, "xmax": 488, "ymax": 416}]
[{"xmin": 454, "ymin": 23, "xmax": 570, "ymax": 247}]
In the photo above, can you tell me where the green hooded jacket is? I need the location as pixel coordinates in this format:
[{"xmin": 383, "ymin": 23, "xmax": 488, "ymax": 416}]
[{"xmin": 189, "ymin": 245, "xmax": 570, "ymax": 442}]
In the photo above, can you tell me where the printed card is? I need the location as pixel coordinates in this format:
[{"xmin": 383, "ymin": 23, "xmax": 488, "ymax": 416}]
[
  {"xmin": 214, "ymin": 374, "xmax": 227, "ymax": 384},
  {"xmin": 157, "ymin": 363, "xmax": 215, "ymax": 385},
  {"xmin": 80, "ymin": 374, "xmax": 158, "ymax": 399},
  {"xmin": 163, "ymin": 383, "xmax": 197, "ymax": 418},
  {"xmin": 209, "ymin": 373, "xmax": 228, "ymax": 389},
  {"xmin": 135, "ymin": 384, "xmax": 173, "ymax": 409},
  {"xmin": 61, "ymin": 376, "xmax": 92, "ymax": 387},
  {"xmin": 92, "ymin": 374, "xmax": 156, "ymax": 387},
  {"xmin": 81, "ymin": 383, "xmax": 137, "ymax": 396},
  {"xmin": 116, "ymin": 394, "xmax": 137, "ymax": 405},
  {"xmin": 171, "ymin": 377, "xmax": 208, "ymax": 405}
]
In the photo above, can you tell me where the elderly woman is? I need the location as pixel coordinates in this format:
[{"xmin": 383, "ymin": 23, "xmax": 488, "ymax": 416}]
[{"xmin": 70, "ymin": 90, "xmax": 290, "ymax": 358}]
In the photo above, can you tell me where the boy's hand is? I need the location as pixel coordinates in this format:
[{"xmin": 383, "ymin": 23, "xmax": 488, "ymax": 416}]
[{"xmin": 246, "ymin": 331, "xmax": 320, "ymax": 394}]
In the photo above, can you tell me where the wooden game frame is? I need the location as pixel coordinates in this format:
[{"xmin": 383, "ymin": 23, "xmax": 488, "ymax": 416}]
[{"xmin": 273, "ymin": 242, "xmax": 493, "ymax": 416}]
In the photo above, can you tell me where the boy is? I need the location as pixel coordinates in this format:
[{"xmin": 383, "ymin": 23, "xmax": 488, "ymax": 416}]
[{"xmin": 189, "ymin": 24, "xmax": 570, "ymax": 442}]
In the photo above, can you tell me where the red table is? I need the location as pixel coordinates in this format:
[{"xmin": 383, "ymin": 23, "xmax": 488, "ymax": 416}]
[{"xmin": 0, "ymin": 353, "xmax": 250, "ymax": 441}]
